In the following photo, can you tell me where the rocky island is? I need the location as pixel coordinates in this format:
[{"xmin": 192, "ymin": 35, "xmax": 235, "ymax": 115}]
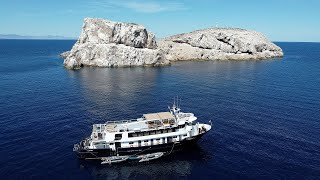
[
  {"xmin": 159, "ymin": 28, "xmax": 283, "ymax": 61},
  {"xmin": 62, "ymin": 18, "xmax": 167, "ymax": 69},
  {"xmin": 61, "ymin": 18, "xmax": 283, "ymax": 69}
]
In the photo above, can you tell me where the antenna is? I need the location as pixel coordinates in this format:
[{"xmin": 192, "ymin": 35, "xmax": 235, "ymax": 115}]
[{"xmin": 177, "ymin": 96, "xmax": 179, "ymax": 108}]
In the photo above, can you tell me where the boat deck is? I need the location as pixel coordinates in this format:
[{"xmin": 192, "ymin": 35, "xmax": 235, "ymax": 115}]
[{"xmin": 93, "ymin": 112, "xmax": 178, "ymax": 133}]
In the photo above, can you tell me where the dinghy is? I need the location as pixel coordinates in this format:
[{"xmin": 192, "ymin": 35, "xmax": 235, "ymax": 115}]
[
  {"xmin": 138, "ymin": 152, "xmax": 164, "ymax": 162},
  {"xmin": 101, "ymin": 156, "xmax": 128, "ymax": 164}
]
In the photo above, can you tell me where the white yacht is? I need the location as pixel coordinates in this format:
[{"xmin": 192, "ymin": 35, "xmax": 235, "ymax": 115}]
[{"xmin": 73, "ymin": 100, "xmax": 212, "ymax": 160}]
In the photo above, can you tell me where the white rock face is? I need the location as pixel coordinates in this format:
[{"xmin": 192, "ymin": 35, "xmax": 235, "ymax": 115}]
[
  {"xmin": 59, "ymin": 51, "xmax": 70, "ymax": 59},
  {"xmin": 158, "ymin": 28, "xmax": 283, "ymax": 61},
  {"xmin": 65, "ymin": 43, "xmax": 164, "ymax": 68},
  {"xmin": 63, "ymin": 18, "xmax": 167, "ymax": 69},
  {"xmin": 78, "ymin": 18, "xmax": 157, "ymax": 49}
]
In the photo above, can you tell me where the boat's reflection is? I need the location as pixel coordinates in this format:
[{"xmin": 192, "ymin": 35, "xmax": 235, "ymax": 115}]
[
  {"xmin": 79, "ymin": 144, "xmax": 211, "ymax": 179},
  {"xmin": 70, "ymin": 67, "xmax": 168, "ymax": 122}
]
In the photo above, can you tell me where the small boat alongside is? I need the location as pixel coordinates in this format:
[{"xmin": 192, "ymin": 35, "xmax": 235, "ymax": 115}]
[
  {"xmin": 100, "ymin": 152, "xmax": 165, "ymax": 164},
  {"xmin": 101, "ymin": 156, "xmax": 128, "ymax": 164},
  {"xmin": 74, "ymin": 99, "xmax": 212, "ymax": 163},
  {"xmin": 138, "ymin": 152, "xmax": 164, "ymax": 162}
]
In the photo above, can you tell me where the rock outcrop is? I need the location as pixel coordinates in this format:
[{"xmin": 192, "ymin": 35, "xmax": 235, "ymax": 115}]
[
  {"xmin": 158, "ymin": 28, "xmax": 283, "ymax": 61},
  {"xmin": 61, "ymin": 18, "xmax": 283, "ymax": 69},
  {"xmin": 63, "ymin": 18, "xmax": 168, "ymax": 69},
  {"xmin": 59, "ymin": 51, "xmax": 70, "ymax": 59}
]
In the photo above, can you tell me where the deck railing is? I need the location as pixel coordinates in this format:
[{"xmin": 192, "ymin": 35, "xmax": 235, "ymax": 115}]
[
  {"xmin": 92, "ymin": 114, "xmax": 189, "ymax": 133},
  {"xmin": 105, "ymin": 118, "xmax": 141, "ymax": 124},
  {"xmin": 177, "ymin": 113, "xmax": 193, "ymax": 118}
]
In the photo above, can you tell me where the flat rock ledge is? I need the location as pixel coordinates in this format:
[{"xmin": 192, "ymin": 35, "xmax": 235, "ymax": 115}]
[{"xmin": 61, "ymin": 18, "xmax": 283, "ymax": 69}]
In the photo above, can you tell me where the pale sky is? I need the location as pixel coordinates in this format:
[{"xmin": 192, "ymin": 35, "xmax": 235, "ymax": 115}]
[{"xmin": 1, "ymin": 0, "xmax": 319, "ymax": 42}]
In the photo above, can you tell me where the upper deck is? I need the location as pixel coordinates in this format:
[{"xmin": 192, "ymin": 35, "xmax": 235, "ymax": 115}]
[{"xmin": 93, "ymin": 112, "xmax": 179, "ymax": 134}]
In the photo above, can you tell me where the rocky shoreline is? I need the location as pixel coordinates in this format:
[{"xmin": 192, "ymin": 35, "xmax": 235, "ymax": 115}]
[{"xmin": 61, "ymin": 18, "xmax": 283, "ymax": 69}]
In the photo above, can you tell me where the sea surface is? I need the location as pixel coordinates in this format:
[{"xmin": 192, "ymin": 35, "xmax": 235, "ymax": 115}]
[{"xmin": 0, "ymin": 40, "xmax": 319, "ymax": 179}]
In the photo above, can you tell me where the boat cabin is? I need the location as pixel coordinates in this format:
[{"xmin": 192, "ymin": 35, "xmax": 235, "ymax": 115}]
[{"xmin": 143, "ymin": 112, "xmax": 176, "ymax": 128}]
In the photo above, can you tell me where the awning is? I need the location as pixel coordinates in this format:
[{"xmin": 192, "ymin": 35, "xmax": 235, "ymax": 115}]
[
  {"xmin": 143, "ymin": 112, "xmax": 174, "ymax": 121},
  {"xmin": 157, "ymin": 112, "xmax": 174, "ymax": 120}
]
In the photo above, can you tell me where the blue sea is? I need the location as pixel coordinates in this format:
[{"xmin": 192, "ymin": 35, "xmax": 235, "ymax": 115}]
[{"xmin": 0, "ymin": 40, "xmax": 319, "ymax": 179}]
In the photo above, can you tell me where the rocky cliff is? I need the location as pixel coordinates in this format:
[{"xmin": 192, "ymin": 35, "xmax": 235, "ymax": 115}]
[
  {"xmin": 63, "ymin": 18, "xmax": 168, "ymax": 69},
  {"xmin": 61, "ymin": 18, "xmax": 283, "ymax": 69},
  {"xmin": 158, "ymin": 28, "xmax": 283, "ymax": 61}
]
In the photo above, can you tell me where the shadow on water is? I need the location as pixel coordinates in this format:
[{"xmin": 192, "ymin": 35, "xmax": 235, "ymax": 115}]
[{"xmin": 77, "ymin": 144, "xmax": 211, "ymax": 179}]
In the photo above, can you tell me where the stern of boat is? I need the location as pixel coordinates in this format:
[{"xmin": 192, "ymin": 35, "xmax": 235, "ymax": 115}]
[
  {"xmin": 73, "ymin": 138, "xmax": 92, "ymax": 158},
  {"xmin": 73, "ymin": 143, "xmax": 82, "ymax": 152}
]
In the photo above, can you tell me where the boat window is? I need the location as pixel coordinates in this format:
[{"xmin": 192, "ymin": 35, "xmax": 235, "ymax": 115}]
[
  {"xmin": 143, "ymin": 131, "xmax": 149, "ymax": 136},
  {"xmin": 150, "ymin": 131, "xmax": 156, "ymax": 135},
  {"xmin": 129, "ymin": 142, "xmax": 134, "ymax": 144},
  {"xmin": 156, "ymin": 130, "xmax": 161, "ymax": 134},
  {"xmin": 183, "ymin": 134, "xmax": 187, "ymax": 137},
  {"xmin": 93, "ymin": 142, "xmax": 105, "ymax": 146},
  {"xmin": 144, "ymin": 140, "xmax": 149, "ymax": 142},
  {"xmin": 129, "ymin": 133, "xmax": 138, "ymax": 138},
  {"xmin": 168, "ymin": 129, "xmax": 173, "ymax": 133},
  {"xmin": 156, "ymin": 139, "xmax": 160, "ymax": 141},
  {"xmin": 109, "ymin": 143, "xmax": 114, "ymax": 145},
  {"xmin": 98, "ymin": 133, "xmax": 103, "ymax": 140},
  {"xmin": 179, "ymin": 124, "xmax": 185, "ymax": 129},
  {"xmin": 115, "ymin": 134, "xmax": 122, "ymax": 140},
  {"xmin": 173, "ymin": 136, "xmax": 177, "ymax": 138}
]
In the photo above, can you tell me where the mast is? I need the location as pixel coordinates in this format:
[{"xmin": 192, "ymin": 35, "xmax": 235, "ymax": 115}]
[
  {"xmin": 177, "ymin": 96, "xmax": 179, "ymax": 109},
  {"xmin": 171, "ymin": 96, "xmax": 181, "ymax": 115}
]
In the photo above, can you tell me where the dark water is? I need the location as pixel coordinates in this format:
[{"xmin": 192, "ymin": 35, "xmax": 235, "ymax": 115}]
[{"xmin": 0, "ymin": 40, "xmax": 320, "ymax": 179}]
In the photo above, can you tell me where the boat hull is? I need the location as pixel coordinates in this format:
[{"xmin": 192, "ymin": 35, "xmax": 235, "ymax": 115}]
[{"xmin": 76, "ymin": 134, "xmax": 204, "ymax": 159}]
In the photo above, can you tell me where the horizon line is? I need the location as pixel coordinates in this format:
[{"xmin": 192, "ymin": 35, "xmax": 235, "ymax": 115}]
[{"xmin": 0, "ymin": 34, "xmax": 319, "ymax": 43}]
